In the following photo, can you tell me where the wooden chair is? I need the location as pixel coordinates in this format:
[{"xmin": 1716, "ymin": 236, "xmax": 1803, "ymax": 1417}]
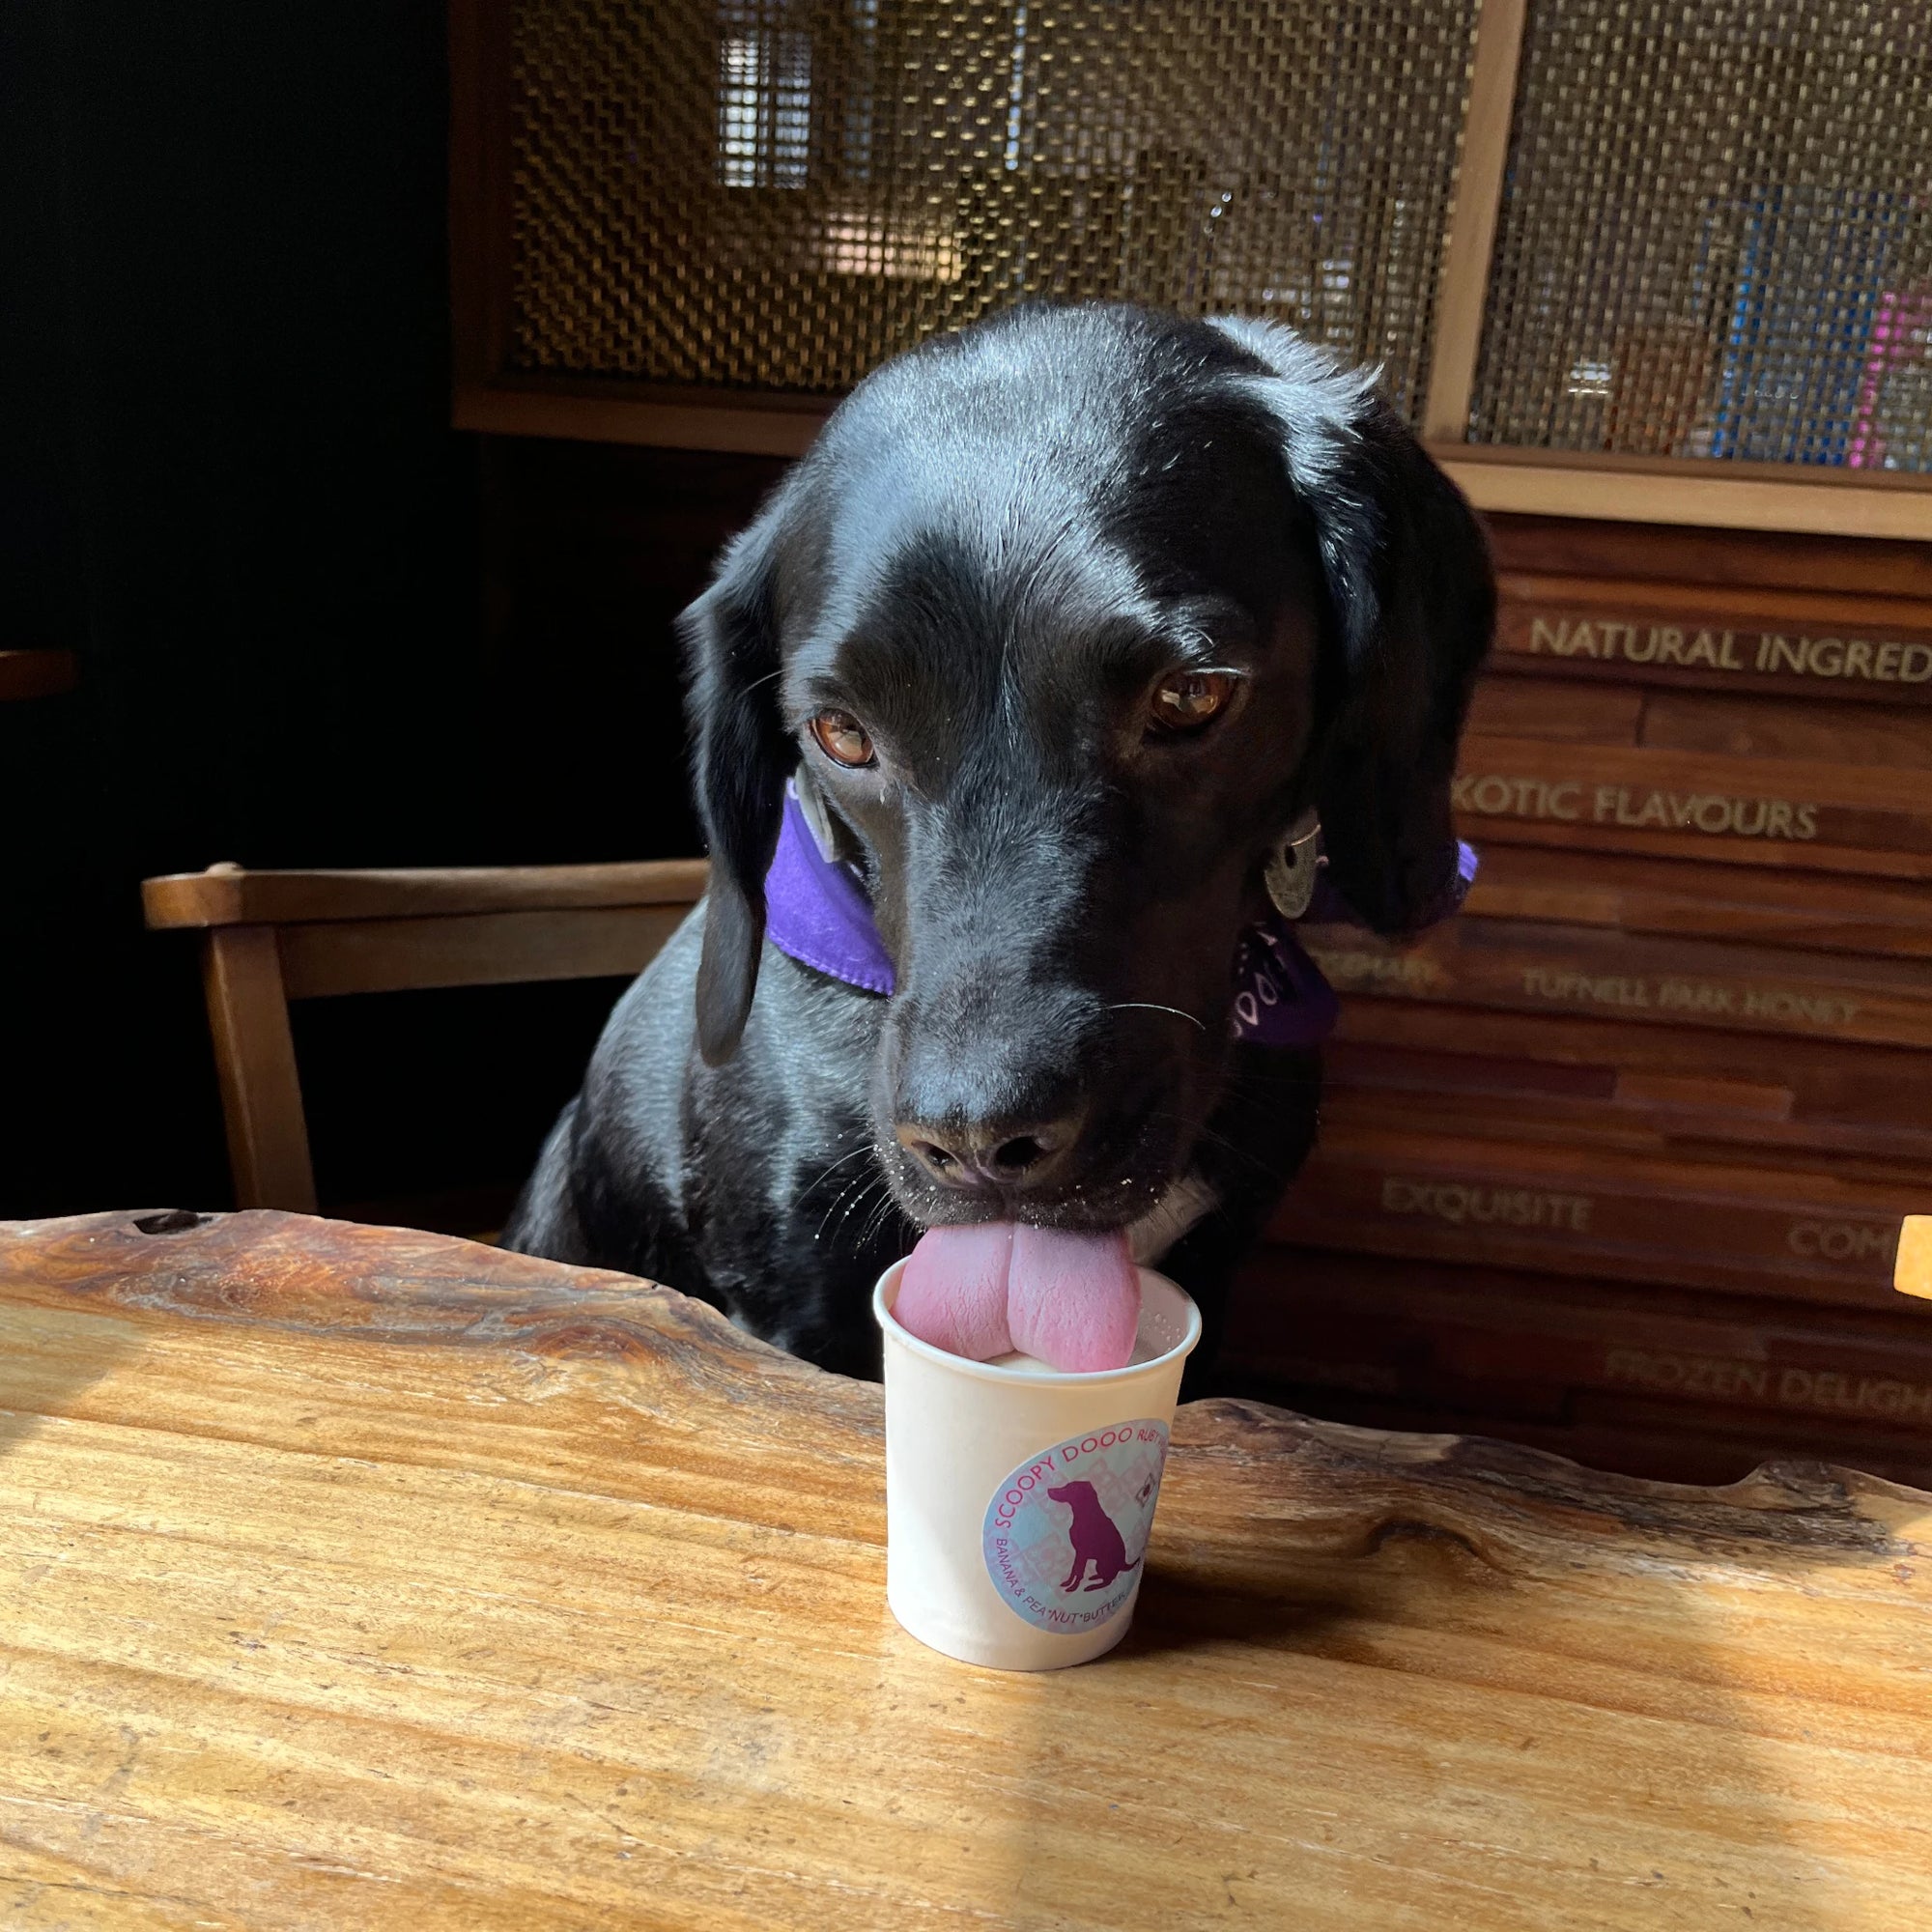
[
  {"xmin": 0, "ymin": 650, "xmax": 80, "ymax": 703},
  {"xmin": 141, "ymin": 860, "xmax": 709, "ymax": 1213}
]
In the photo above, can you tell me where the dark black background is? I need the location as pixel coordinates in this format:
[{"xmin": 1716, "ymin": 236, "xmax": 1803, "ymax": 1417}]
[{"xmin": 1, "ymin": 2, "xmax": 778, "ymax": 1222}]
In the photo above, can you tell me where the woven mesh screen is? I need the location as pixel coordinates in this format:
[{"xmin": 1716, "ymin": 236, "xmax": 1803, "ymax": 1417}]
[
  {"xmin": 508, "ymin": 0, "xmax": 1481, "ymax": 416},
  {"xmin": 1471, "ymin": 1, "xmax": 1932, "ymax": 469}
]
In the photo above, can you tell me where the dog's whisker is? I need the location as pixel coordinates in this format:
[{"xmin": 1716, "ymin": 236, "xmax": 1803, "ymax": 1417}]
[
  {"xmin": 817, "ymin": 1195, "xmax": 868, "ymax": 1246},
  {"xmin": 855, "ymin": 1190, "xmax": 905, "ymax": 1253},
  {"xmin": 834, "ymin": 1170, "xmax": 883, "ymax": 1217},
  {"xmin": 800, "ymin": 1144, "xmax": 885, "ymax": 1206},
  {"xmin": 800, "ymin": 1143, "xmax": 876, "ymax": 1197},
  {"xmin": 872, "ymin": 1190, "xmax": 916, "ymax": 1250},
  {"xmin": 829, "ymin": 1172, "xmax": 883, "ymax": 1224},
  {"xmin": 1106, "ymin": 1002, "xmax": 1208, "ymax": 1033},
  {"xmin": 846, "ymin": 1146, "xmax": 916, "ymax": 1252},
  {"xmin": 813, "ymin": 1163, "xmax": 887, "ymax": 1242},
  {"xmin": 827, "ymin": 1169, "xmax": 893, "ymax": 1242},
  {"xmin": 810, "ymin": 1183, "xmax": 858, "ymax": 1239}
]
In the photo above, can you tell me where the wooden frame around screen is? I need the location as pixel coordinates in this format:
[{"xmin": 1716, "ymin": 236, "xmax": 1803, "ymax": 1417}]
[{"xmin": 446, "ymin": 0, "xmax": 1932, "ymax": 540}]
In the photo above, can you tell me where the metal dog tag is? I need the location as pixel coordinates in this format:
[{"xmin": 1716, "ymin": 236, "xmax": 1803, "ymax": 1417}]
[{"xmin": 1264, "ymin": 810, "xmax": 1322, "ymax": 920}]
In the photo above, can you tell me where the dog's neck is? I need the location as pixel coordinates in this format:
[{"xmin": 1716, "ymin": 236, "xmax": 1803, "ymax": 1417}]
[{"xmin": 761, "ymin": 780, "xmax": 1474, "ymax": 1050}]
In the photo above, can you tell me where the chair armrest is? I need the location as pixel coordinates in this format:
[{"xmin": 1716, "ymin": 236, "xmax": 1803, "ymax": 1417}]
[
  {"xmin": 141, "ymin": 860, "xmax": 711, "ymax": 930},
  {"xmin": 0, "ymin": 650, "xmax": 79, "ymax": 702}
]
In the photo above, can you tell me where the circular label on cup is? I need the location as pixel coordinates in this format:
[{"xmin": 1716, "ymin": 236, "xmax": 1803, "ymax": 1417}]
[{"xmin": 981, "ymin": 1419, "xmax": 1171, "ymax": 1634}]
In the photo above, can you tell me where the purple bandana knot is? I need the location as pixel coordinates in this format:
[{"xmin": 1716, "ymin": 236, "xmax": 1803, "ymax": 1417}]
[{"xmin": 762, "ymin": 782, "xmax": 1475, "ymax": 1051}]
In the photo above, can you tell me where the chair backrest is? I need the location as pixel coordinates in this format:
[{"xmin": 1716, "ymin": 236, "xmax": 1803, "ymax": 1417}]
[{"xmin": 142, "ymin": 859, "xmax": 709, "ymax": 1213}]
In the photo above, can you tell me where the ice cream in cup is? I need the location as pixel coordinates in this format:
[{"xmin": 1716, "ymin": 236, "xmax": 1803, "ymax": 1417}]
[{"xmin": 872, "ymin": 1230, "xmax": 1201, "ymax": 1670}]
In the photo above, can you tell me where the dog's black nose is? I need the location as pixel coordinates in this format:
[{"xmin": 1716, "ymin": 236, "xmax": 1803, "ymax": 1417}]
[{"xmin": 894, "ymin": 1109, "xmax": 1086, "ymax": 1193}]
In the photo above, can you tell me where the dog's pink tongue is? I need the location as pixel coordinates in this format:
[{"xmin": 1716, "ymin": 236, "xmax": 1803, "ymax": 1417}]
[
  {"xmin": 895, "ymin": 1222, "xmax": 1139, "ymax": 1372},
  {"xmin": 895, "ymin": 1223, "xmax": 1015, "ymax": 1361},
  {"xmin": 1006, "ymin": 1225, "xmax": 1140, "ymax": 1372}
]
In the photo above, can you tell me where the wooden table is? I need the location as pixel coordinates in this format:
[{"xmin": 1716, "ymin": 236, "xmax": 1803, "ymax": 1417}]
[{"xmin": 3, "ymin": 1212, "xmax": 1929, "ymax": 1930}]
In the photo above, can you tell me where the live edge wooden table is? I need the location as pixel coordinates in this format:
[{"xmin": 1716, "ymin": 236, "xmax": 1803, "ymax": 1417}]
[{"xmin": 3, "ymin": 1214, "xmax": 1928, "ymax": 1931}]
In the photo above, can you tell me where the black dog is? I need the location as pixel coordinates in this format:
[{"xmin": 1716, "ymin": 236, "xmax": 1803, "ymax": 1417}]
[{"xmin": 503, "ymin": 303, "xmax": 1492, "ymax": 1383}]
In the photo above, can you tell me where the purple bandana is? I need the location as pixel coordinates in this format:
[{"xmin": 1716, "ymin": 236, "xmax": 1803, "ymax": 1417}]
[
  {"xmin": 761, "ymin": 784, "xmax": 897, "ymax": 994},
  {"xmin": 763, "ymin": 784, "xmax": 1475, "ymax": 1050}
]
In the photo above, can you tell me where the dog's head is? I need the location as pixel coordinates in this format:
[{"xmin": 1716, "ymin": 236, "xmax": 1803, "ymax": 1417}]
[{"xmin": 680, "ymin": 304, "xmax": 1492, "ymax": 1235}]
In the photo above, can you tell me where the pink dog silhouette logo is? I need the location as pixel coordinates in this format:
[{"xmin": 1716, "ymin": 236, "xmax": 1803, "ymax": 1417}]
[
  {"xmin": 1047, "ymin": 1481, "xmax": 1140, "ymax": 1592},
  {"xmin": 982, "ymin": 1420, "xmax": 1169, "ymax": 1633}
]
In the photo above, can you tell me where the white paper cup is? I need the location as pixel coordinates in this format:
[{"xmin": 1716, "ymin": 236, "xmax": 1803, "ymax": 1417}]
[{"xmin": 873, "ymin": 1258, "xmax": 1201, "ymax": 1670}]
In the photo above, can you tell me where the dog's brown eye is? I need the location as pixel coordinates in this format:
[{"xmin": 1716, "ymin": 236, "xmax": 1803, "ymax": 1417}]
[
  {"xmin": 810, "ymin": 708, "xmax": 875, "ymax": 768},
  {"xmin": 1148, "ymin": 669, "xmax": 1238, "ymax": 736}
]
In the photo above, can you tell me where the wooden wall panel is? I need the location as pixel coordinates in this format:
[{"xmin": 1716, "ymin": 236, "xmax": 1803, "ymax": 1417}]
[
  {"xmin": 1235, "ymin": 513, "xmax": 1932, "ymax": 1480},
  {"xmin": 1493, "ymin": 580, "xmax": 1932, "ymax": 706},
  {"xmin": 1485, "ymin": 519, "xmax": 1932, "ymax": 598},
  {"xmin": 1330, "ymin": 1005, "xmax": 1932, "ymax": 1164},
  {"xmin": 1448, "ymin": 736, "xmax": 1932, "ymax": 875},
  {"xmin": 1463, "ymin": 679, "xmax": 1645, "ymax": 744},
  {"xmin": 1301, "ymin": 921, "xmax": 1932, "ymax": 1050},
  {"xmin": 1635, "ymin": 693, "xmax": 1932, "ymax": 771},
  {"xmin": 1267, "ymin": 1124, "xmax": 1912, "ymax": 1310},
  {"xmin": 1224, "ymin": 1249, "xmax": 1932, "ymax": 1489},
  {"xmin": 1462, "ymin": 846, "xmax": 1932, "ymax": 957}
]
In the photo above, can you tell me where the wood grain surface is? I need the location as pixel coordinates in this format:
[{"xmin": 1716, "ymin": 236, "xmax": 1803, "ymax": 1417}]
[
  {"xmin": 1336, "ymin": 998, "xmax": 1932, "ymax": 1118},
  {"xmin": 2, "ymin": 1210, "xmax": 1929, "ymax": 1930},
  {"xmin": 1302, "ymin": 919, "xmax": 1932, "ymax": 1052},
  {"xmin": 1489, "ymin": 525, "xmax": 1932, "ymax": 600},
  {"xmin": 1229, "ymin": 1247, "xmax": 1932, "ymax": 1490},
  {"xmin": 1318, "ymin": 1071, "xmax": 1930, "ymax": 1190},
  {"xmin": 1492, "ymin": 577, "xmax": 1932, "ymax": 706},
  {"xmin": 1451, "ymin": 737, "xmax": 1932, "ymax": 876},
  {"xmin": 141, "ymin": 860, "xmax": 711, "ymax": 930},
  {"xmin": 0, "ymin": 651, "xmax": 80, "ymax": 704},
  {"xmin": 1267, "ymin": 1122, "xmax": 1915, "ymax": 1310},
  {"xmin": 1303, "ymin": 532, "xmax": 1932, "ymax": 1473},
  {"xmin": 1468, "ymin": 676, "xmax": 1932, "ymax": 773},
  {"xmin": 1323, "ymin": 1030, "xmax": 1932, "ymax": 1172},
  {"xmin": 1462, "ymin": 846, "xmax": 1932, "ymax": 959}
]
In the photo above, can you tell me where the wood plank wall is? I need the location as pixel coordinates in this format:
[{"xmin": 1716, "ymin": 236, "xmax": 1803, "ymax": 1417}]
[{"xmin": 1232, "ymin": 517, "xmax": 1932, "ymax": 1486}]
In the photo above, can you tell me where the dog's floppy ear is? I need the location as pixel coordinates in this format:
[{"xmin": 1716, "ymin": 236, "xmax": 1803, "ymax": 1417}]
[
  {"xmin": 678, "ymin": 501, "xmax": 798, "ymax": 1065},
  {"xmin": 1214, "ymin": 319, "xmax": 1494, "ymax": 937}
]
